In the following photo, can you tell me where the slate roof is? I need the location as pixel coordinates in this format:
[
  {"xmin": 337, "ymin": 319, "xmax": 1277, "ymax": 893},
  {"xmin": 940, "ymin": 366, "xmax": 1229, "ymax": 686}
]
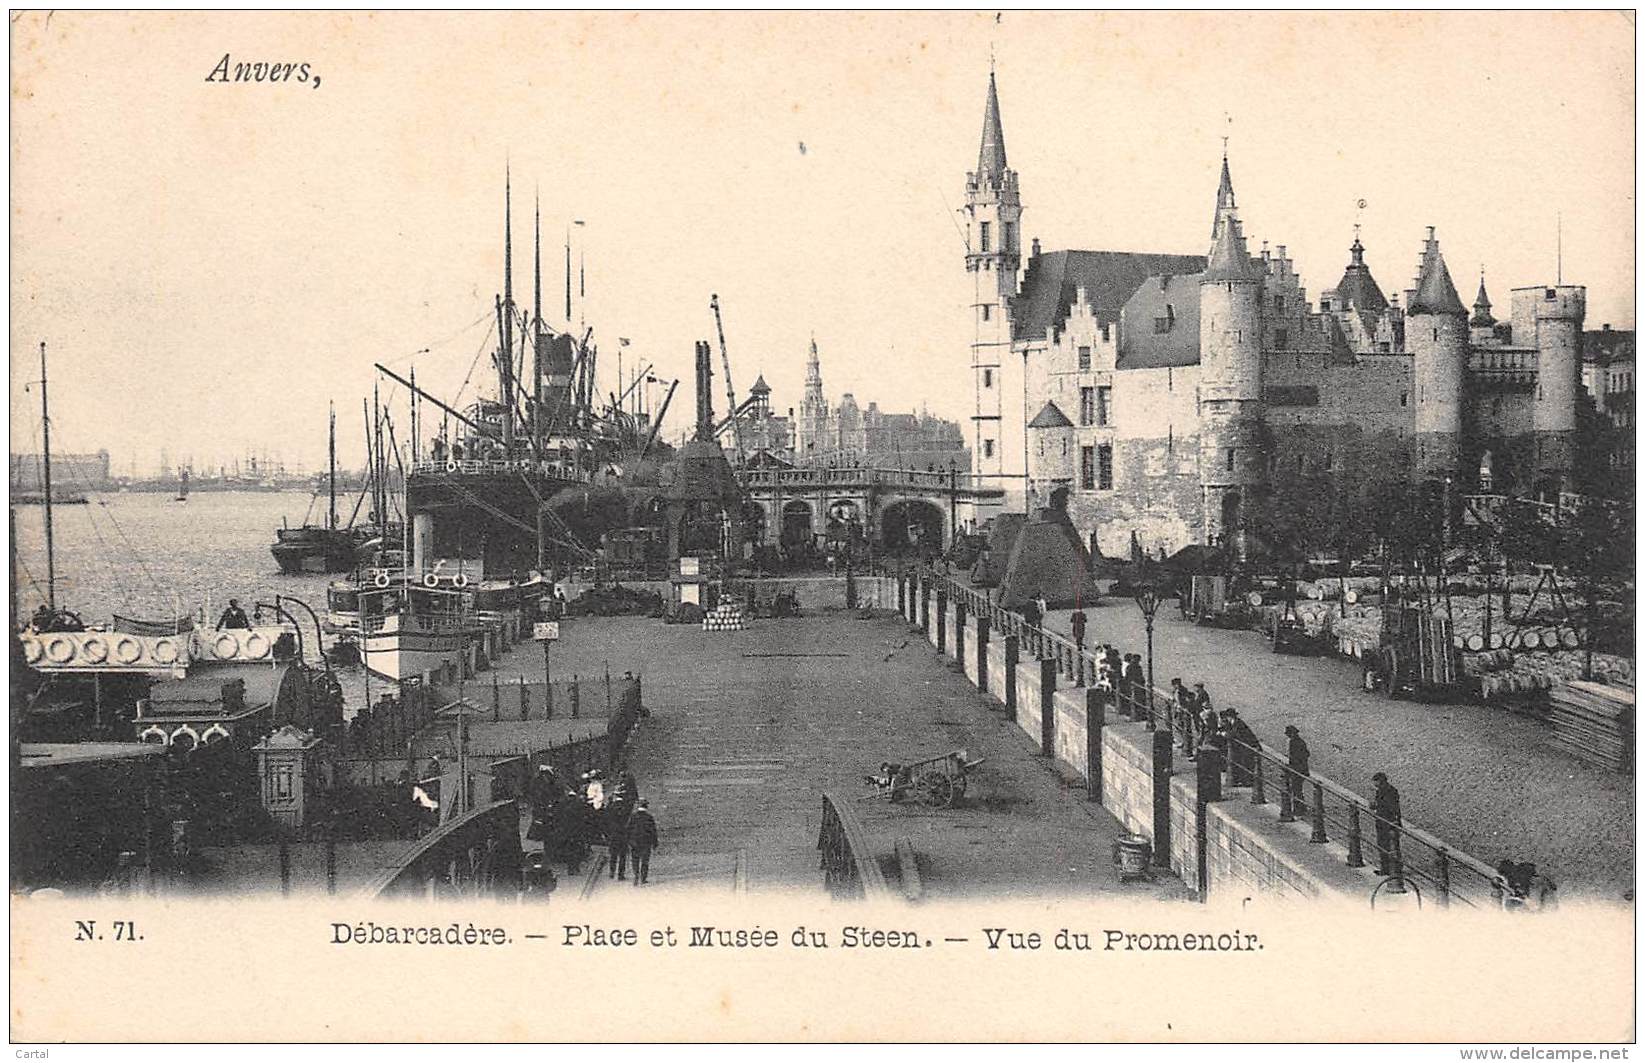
[
  {"xmin": 1333, "ymin": 237, "xmax": 1389, "ymax": 314},
  {"xmin": 1027, "ymin": 400, "xmax": 1074, "ymax": 428},
  {"xmin": 1012, "ymin": 249, "xmax": 1207, "ymax": 342},
  {"xmin": 1203, "ymin": 216, "xmax": 1261, "ymax": 283},
  {"xmin": 977, "ymin": 72, "xmax": 1008, "ymax": 176},
  {"xmin": 1409, "ymin": 246, "xmax": 1467, "ymax": 316},
  {"xmin": 1117, "ymin": 273, "xmax": 1205, "ymax": 369}
]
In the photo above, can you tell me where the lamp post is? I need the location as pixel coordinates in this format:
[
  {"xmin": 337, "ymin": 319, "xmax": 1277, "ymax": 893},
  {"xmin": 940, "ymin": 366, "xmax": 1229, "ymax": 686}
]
[{"xmin": 1132, "ymin": 566, "xmax": 1161, "ymax": 731}]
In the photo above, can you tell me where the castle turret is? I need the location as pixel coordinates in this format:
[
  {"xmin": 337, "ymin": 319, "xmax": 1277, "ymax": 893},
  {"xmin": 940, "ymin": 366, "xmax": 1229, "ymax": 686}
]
[
  {"xmin": 965, "ymin": 69, "xmax": 1023, "ymax": 514},
  {"xmin": 1528, "ymin": 283, "xmax": 1586, "ymax": 492},
  {"xmin": 1407, "ymin": 227, "xmax": 1469, "ymax": 482},
  {"xmin": 1210, "ymin": 151, "xmax": 1237, "ymax": 244},
  {"xmin": 1198, "ymin": 210, "xmax": 1265, "ymax": 550},
  {"xmin": 1470, "ymin": 271, "xmax": 1496, "ymax": 345}
]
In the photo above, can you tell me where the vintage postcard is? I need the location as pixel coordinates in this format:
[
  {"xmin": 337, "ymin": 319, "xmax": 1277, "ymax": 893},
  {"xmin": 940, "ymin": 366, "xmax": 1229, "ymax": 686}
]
[{"xmin": 7, "ymin": 9, "xmax": 1636, "ymax": 1045}]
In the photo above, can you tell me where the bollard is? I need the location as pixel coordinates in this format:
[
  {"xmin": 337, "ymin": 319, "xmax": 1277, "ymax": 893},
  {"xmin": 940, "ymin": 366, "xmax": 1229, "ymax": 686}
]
[
  {"xmin": 1435, "ymin": 850, "xmax": 1451, "ymax": 908},
  {"xmin": 492, "ymin": 676, "xmax": 501, "ymax": 722},
  {"xmin": 1039, "ymin": 656, "xmax": 1057, "ymax": 757},
  {"xmin": 954, "ymin": 600, "xmax": 967, "ymax": 664},
  {"xmin": 1278, "ymin": 773, "xmax": 1296, "ymax": 822},
  {"xmin": 1193, "ymin": 743, "xmax": 1221, "ymax": 900},
  {"xmin": 519, "ymin": 676, "xmax": 530, "ymax": 721},
  {"xmin": 1346, "ymin": 803, "xmax": 1365, "ymax": 868},
  {"xmin": 1085, "ymin": 687, "xmax": 1104, "ymax": 803},
  {"xmin": 1310, "ymin": 782, "xmax": 1328, "ymax": 843},
  {"xmin": 935, "ymin": 591, "xmax": 948, "ymax": 655},
  {"xmin": 570, "ymin": 677, "xmax": 580, "ymax": 719},
  {"xmin": 605, "ymin": 662, "xmax": 613, "ymax": 713},
  {"xmin": 897, "ymin": 575, "xmax": 907, "ymax": 619},
  {"xmin": 1251, "ymin": 755, "xmax": 1267, "ymax": 805},
  {"xmin": 546, "ymin": 680, "xmax": 555, "ymax": 719},
  {"xmin": 919, "ymin": 580, "xmax": 931, "ymax": 633}
]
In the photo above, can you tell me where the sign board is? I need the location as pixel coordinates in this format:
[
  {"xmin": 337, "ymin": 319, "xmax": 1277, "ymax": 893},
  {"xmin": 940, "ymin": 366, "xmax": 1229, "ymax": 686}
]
[
  {"xmin": 532, "ymin": 622, "xmax": 560, "ymax": 642},
  {"xmin": 680, "ymin": 556, "xmax": 701, "ymax": 577}
]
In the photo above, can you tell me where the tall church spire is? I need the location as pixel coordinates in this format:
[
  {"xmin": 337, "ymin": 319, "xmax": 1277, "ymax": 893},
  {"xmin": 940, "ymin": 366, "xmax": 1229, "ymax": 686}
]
[
  {"xmin": 977, "ymin": 71, "xmax": 1008, "ymax": 178},
  {"xmin": 1211, "ymin": 148, "xmax": 1238, "ymax": 243}
]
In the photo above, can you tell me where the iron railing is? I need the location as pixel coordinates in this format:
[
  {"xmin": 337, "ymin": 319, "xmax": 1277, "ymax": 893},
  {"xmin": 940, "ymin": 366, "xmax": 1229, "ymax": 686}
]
[
  {"xmin": 916, "ymin": 568, "xmax": 1511, "ymax": 908},
  {"xmin": 362, "ymin": 798, "xmax": 524, "ymax": 900},
  {"xmin": 817, "ymin": 790, "xmax": 893, "ymax": 900}
]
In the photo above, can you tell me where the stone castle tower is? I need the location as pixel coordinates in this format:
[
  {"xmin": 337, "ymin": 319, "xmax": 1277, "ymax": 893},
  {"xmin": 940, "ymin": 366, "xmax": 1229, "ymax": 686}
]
[
  {"xmin": 1197, "ymin": 201, "xmax": 1266, "ymax": 547},
  {"xmin": 1407, "ymin": 228, "xmax": 1470, "ymax": 481},
  {"xmin": 964, "ymin": 70, "xmax": 1024, "ymax": 514}
]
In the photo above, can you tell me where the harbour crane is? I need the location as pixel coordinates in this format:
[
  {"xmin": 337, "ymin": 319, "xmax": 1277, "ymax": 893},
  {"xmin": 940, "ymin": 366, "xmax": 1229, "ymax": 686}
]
[{"xmin": 709, "ymin": 293, "xmax": 745, "ymax": 462}]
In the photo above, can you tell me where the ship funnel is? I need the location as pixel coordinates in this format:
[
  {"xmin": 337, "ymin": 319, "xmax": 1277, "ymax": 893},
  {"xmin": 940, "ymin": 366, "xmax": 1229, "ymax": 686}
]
[{"xmin": 695, "ymin": 340, "xmax": 715, "ymax": 442}]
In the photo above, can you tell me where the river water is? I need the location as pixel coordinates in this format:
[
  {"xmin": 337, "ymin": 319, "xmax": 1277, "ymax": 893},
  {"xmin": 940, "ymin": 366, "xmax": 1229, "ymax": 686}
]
[{"xmin": 13, "ymin": 490, "xmax": 390, "ymax": 716}]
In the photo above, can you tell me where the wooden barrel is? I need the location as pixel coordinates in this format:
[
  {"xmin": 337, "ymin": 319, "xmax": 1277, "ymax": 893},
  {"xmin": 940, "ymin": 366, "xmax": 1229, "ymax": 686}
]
[
  {"xmin": 1465, "ymin": 633, "xmax": 1485, "ymax": 651},
  {"xmin": 1246, "ymin": 591, "xmax": 1265, "ymax": 607},
  {"xmin": 1344, "ymin": 589, "xmax": 1359, "ymax": 605},
  {"xmin": 1560, "ymin": 628, "xmax": 1582, "ymax": 650},
  {"xmin": 1487, "ymin": 632, "xmax": 1504, "ymax": 650},
  {"xmin": 1504, "ymin": 630, "xmax": 1523, "ymax": 650}
]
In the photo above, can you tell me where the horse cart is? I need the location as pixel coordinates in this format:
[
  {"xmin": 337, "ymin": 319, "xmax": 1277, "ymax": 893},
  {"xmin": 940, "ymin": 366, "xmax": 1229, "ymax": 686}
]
[{"xmin": 863, "ymin": 750, "xmax": 985, "ymax": 809}]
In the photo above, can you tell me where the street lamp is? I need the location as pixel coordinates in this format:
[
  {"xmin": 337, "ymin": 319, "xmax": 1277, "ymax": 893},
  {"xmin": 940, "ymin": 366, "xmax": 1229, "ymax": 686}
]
[{"xmin": 1132, "ymin": 562, "xmax": 1162, "ymax": 731}]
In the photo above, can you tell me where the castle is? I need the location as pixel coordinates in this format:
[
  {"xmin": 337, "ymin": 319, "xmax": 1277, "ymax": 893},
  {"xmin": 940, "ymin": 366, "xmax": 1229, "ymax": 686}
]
[{"xmin": 965, "ymin": 71, "xmax": 1600, "ymax": 558}]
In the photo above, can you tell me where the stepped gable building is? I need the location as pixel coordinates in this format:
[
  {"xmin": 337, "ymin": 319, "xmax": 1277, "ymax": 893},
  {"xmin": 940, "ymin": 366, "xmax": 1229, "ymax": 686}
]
[
  {"xmin": 965, "ymin": 70, "xmax": 1598, "ymax": 557},
  {"xmin": 794, "ymin": 337, "xmax": 970, "ymax": 472}
]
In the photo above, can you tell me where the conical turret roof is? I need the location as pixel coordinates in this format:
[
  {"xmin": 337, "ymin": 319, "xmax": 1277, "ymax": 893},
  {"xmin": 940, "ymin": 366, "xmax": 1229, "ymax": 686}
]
[
  {"xmin": 1027, "ymin": 400, "xmax": 1073, "ymax": 429},
  {"xmin": 1210, "ymin": 153, "xmax": 1237, "ymax": 241},
  {"xmin": 1203, "ymin": 216, "xmax": 1261, "ymax": 283},
  {"xmin": 1471, "ymin": 275, "xmax": 1495, "ymax": 327},
  {"xmin": 1408, "ymin": 232, "xmax": 1467, "ymax": 316},
  {"xmin": 977, "ymin": 72, "xmax": 1008, "ymax": 176},
  {"xmin": 1333, "ymin": 232, "xmax": 1388, "ymax": 313}
]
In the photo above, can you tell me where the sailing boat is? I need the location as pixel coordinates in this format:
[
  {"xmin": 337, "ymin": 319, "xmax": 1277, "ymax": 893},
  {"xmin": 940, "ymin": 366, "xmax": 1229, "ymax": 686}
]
[
  {"xmin": 174, "ymin": 467, "xmax": 189, "ymax": 502},
  {"xmin": 270, "ymin": 404, "xmax": 358, "ymax": 574}
]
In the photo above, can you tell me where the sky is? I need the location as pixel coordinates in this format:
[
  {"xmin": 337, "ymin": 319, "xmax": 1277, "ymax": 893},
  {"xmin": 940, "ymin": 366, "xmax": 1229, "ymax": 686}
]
[{"xmin": 9, "ymin": 11, "xmax": 1635, "ymax": 475}]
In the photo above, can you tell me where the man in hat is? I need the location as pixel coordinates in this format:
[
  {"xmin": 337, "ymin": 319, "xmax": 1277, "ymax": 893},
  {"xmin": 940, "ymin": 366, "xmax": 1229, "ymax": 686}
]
[
  {"xmin": 1070, "ymin": 608, "xmax": 1087, "ymax": 651},
  {"xmin": 217, "ymin": 598, "xmax": 251, "ymax": 630},
  {"xmin": 1121, "ymin": 653, "xmax": 1145, "ymax": 717},
  {"xmin": 1370, "ymin": 772, "xmax": 1402, "ymax": 877},
  {"xmin": 1224, "ymin": 709, "xmax": 1260, "ymax": 786},
  {"xmin": 1284, "ymin": 725, "xmax": 1310, "ymax": 816},
  {"xmin": 626, "ymin": 799, "xmax": 660, "ymax": 885},
  {"xmin": 1170, "ymin": 678, "xmax": 1196, "ymax": 752}
]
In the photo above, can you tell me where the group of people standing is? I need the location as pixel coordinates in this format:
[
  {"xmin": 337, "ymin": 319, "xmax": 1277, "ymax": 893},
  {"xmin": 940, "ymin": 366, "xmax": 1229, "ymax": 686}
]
[{"xmin": 526, "ymin": 765, "xmax": 660, "ymax": 886}]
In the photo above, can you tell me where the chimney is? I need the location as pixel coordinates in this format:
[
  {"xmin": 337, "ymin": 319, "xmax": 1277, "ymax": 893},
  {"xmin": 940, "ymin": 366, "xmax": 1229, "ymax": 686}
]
[
  {"xmin": 695, "ymin": 340, "xmax": 715, "ymax": 441},
  {"xmin": 1030, "ymin": 237, "xmax": 1041, "ymax": 256}
]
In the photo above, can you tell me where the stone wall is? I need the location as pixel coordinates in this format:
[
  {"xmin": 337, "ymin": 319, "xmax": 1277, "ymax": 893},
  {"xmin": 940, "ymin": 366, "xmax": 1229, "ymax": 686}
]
[{"xmin": 906, "ymin": 573, "xmax": 1386, "ymax": 903}]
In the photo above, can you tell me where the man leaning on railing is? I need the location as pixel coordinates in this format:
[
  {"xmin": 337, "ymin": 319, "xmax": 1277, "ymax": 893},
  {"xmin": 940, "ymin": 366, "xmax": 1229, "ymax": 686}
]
[{"xmin": 1370, "ymin": 772, "xmax": 1403, "ymax": 877}]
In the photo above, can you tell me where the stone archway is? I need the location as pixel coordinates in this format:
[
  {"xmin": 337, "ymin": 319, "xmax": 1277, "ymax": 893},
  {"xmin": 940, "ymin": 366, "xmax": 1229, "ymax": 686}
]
[
  {"xmin": 781, "ymin": 500, "xmax": 814, "ymax": 547},
  {"xmin": 879, "ymin": 498, "xmax": 945, "ymax": 554}
]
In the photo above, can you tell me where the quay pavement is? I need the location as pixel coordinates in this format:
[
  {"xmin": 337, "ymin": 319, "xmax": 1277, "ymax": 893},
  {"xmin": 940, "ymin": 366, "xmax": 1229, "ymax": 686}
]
[
  {"xmin": 1031, "ymin": 595, "xmax": 1633, "ymax": 901},
  {"xmin": 484, "ymin": 610, "xmax": 1189, "ymax": 901}
]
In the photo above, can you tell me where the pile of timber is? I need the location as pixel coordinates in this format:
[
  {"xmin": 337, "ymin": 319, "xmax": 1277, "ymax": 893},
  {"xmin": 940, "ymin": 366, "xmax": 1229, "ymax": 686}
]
[{"xmin": 1548, "ymin": 680, "xmax": 1634, "ymax": 773}]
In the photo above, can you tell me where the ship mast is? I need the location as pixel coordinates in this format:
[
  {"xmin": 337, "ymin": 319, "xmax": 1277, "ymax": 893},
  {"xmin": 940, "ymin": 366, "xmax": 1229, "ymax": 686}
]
[
  {"xmin": 328, "ymin": 401, "xmax": 337, "ymax": 531},
  {"xmin": 499, "ymin": 166, "xmax": 516, "ymax": 453},
  {"xmin": 38, "ymin": 342, "xmax": 56, "ymax": 610}
]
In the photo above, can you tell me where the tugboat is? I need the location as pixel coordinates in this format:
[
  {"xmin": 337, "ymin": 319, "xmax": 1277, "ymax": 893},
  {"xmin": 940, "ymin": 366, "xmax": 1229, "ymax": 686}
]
[{"xmin": 271, "ymin": 404, "xmax": 372, "ymax": 574}]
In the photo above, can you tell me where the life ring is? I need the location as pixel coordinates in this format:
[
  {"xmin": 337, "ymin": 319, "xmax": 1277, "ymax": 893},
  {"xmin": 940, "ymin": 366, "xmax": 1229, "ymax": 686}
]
[
  {"xmin": 243, "ymin": 633, "xmax": 270, "ymax": 658},
  {"xmin": 153, "ymin": 639, "xmax": 180, "ymax": 665},
  {"xmin": 44, "ymin": 636, "xmax": 76, "ymax": 664},
  {"xmin": 113, "ymin": 636, "xmax": 142, "ymax": 664},
  {"xmin": 81, "ymin": 637, "xmax": 109, "ymax": 664},
  {"xmin": 445, "ymin": 461, "xmax": 459, "ymax": 473},
  {"xmin": 22, "ymin": 638, "xmax": 42, "ymax": 664},
  {"xmin": 373, "ymin": 571, "xmax": 392, "ymax": 589},
  {"xmin": 214, "ymin": 632, "xmax": 241, "ymax": 659},
  {"xmin": 452, "ymin": 574, "xmax": 470, "ymax": 589},
  {"xmin": 424, "ymin": 573, "xmax": 440, "ymax": 588}
]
